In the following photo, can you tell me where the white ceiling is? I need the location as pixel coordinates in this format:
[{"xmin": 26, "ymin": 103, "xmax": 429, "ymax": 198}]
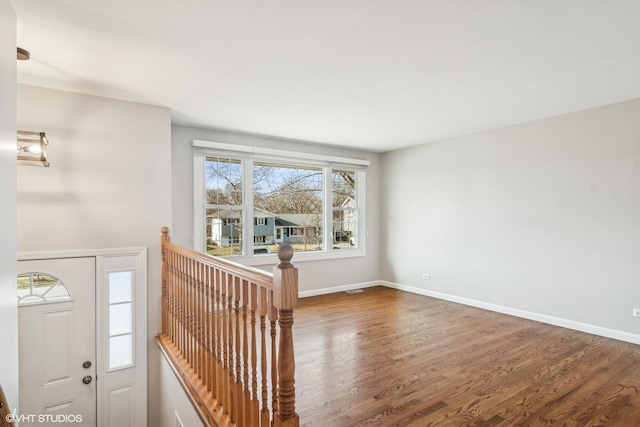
[{"xmin": 12, "ymin": 1, "xmax": 640, "ymax": 152}]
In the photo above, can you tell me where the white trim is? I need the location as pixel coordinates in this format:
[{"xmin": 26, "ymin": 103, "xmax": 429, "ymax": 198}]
[
  {"xmin": 193, "ymin": 154, "xmax": 206, "ymax": 252},
  {"xmin": 298, "ymin": 280, "xmax": 381, "ymax": 298},
  {"xmin": 18, "ymin": 247, "xmax": 147, "ymax": 260},
  {"xmin": 174, "ymin": 411, "xmax": 185, "ymax": 427},
  {"xmin": 97, "ymin": 250, "xmax": 148, "ymax": 427},
  {"xmin": 236, "ymin": 246, "xmax": 367, "ymax": 266},
  {"xmin": 355, "ymin": 169, "xmax": 366, "ymax": 252},
  {"xmin": 193, "ymin": 139, "xmax": 371, "ymax": 167},
  {"xmin": 380, "ymin": 281, "xmax": 640, "ymax": 345}
]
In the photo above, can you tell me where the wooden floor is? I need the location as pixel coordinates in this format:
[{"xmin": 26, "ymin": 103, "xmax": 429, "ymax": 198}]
[{"xmin": 293, "ymin": 286, "xmax": 640, "ymax": 427}]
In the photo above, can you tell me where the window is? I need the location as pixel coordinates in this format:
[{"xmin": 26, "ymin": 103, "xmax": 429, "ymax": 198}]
[
  {"xmin": 332, "ymin": 169, "xmax": 357, "ymax": 249},
  {"xmin": 194, "ymin": 141, "xmax": 368, "ymax": 261},
  {"xmin": 254, "ymin": 161, "xmax": 323, "ymax": 252},
  {"xmin": 17, "ymin": 272, "xmax": 72, "ymax": 305},
  {"xmin": 205, "ymin": 157, "xmax": 244, "ymax": 257},
  {"xmin": 108, "ymin": 270, "xmax": 134, "ymax": 369}
]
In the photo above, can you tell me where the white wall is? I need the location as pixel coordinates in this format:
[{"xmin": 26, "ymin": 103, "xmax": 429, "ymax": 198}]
[
  {"xmin": 172, "ymin": 124, "xmax": 382, "ymax": 293},
  {"xmin": 381, "ymin": 98, "xmax": 640, "ymax": 339},
  {"xmin": 157, "ymin": 356, "xmax": 204, "ymax": 427},
  {"xmin": 17, "ymin": 86, "xmax": 172, "ymax": 426},
  {"xmin": 0, "ymin": 0, "xmax": 18, "ymax": 411}
]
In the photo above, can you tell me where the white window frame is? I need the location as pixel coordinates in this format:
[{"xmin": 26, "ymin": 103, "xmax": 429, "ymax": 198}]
[{"xmin": 193, "ymin": 140, "xmax": 368, "ymax": 265}]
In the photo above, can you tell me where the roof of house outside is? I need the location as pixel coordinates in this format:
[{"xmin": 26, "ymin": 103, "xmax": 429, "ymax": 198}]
[{"xmin": 276, "ymin": 214, "xmax": 321, "ymax": 227}]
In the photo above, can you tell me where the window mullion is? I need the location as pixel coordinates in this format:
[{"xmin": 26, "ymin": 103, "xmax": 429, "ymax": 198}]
[
  {"xmin": 323, "ymin": 166, "xmax": 331, "ymax": 252},
  {"xmin": 357, "ymin": 169, "xmax": 366, "ymax": 250},
  {"xmin": 245, "ymin": 158, "xmax": 254, "ymax": 257}
]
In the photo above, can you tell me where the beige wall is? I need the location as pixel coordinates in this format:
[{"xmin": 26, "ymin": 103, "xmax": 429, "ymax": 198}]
[
  {"xmin": 17, "ymin": 85, "xmax": 172, "ymax": 426},
  {"xmin": 171, "ymin": 124, "xmax": 383, "ymax": 293},
  {"xmin": 0, "ymin": 0, "xmax": 18, "ymax": 411},
  {"xmin": 382, "ymin": 98, "xmax": 640, "ymax": 340}
]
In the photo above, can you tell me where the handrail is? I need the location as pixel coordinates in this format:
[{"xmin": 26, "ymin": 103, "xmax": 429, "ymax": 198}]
[{"xmin": 157, "ymin": 227, "xmax": 299, "ymax": 427}]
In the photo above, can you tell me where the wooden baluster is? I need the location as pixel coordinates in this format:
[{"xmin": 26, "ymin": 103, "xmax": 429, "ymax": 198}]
[
  {"xmin": 210, "ymin": 266, "xmax": 216, "ymax": 396},
  {"xmin": 234, "ymin": 276, "xmax": 242, "ymax": 425},
  {"xmin": 190, "ymin": 258, "xmax": 195, "ymax": 373},
  {"xmin": 192, "ymin": 260, "xmax": 197, "ymax": 375},
  {"xmin": 206, "ymin": 264, "xmax": 213, "ymax": 394},
  {"xmin": 165, "ymin": 246, "xmax": 172, "ymax": 340},
  {"xmin": 182, "ymin": 254, "xmax": 187, "ymax": 358},
  {"xmin": 161, "ymin": 227, "xmax": 169, "ymax": 334},
  {"xmin": 172, "ymin": 252, "xmax": 178, "ymax": 349},
  {"xmin": 250, "ymin": 282, "xmax": 260, "ymax": 426},
  {"xmin": 196, "ymin": 262, "xmax": 206, "ymax": 385},
  {"xmin": 186, "ymin": 257, "xmax": 192, "ymax": 366},
  {"xmin": 168, "ymin": 248, "xmax": 174, "ymax": 342},
  {"xmin": 185, "ymin": 258, "xmax": 193, "ymax": 368},
  {"xmin": 178, "ymin": 253, "xmax": 184, "ymax": 356},
  {"xmin": 169, "ymin": 249, "xmax": 175, "ymax": 342},
  {"xmin": 193, "ymin": 260, "xmax": 198, "ymax": 375},
  {"xmin": 215, "ymin": 267, "xmax": 224, "ymax": 407},
  {"xmin": 260, "ymin": 286, "xmax": 270, "ymax": 427},
  {"xmin": 270, "ymin": 298, "xmax": 278, "ymax": 418},
  {"xmin": 199, "ymin": 262, "xmax": 205, "ymax": 381},
  {"xmin": 172, "ymin": 251, "xmax": 178, "ymax": 346},
  {"xmin": 222, "ymin": 272, "xmax": 231, "ymax": 414},
  {"xmin": 198, "ymin": 262, "xmax": 203, "ymax": 378},
  {"xmin": 272, "ymin": 244, "xmax": 300, "ymax": 427},
  {"xmin": 176, "ymin": 252, "xmax": 180, "ymax": 345},
  {"xmin": 242, "ymin": 279, "xmax": 251, "ymax": 425},
  {"xmin": 202, "ymin": 263, "xmax": 207, "ymax": 387},
  {"xmin": 228, "ymin": 274, "xmax": 237, "ymax": 422}
]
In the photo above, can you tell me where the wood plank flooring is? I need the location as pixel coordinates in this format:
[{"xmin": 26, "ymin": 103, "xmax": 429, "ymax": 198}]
[{"xmin": 293, "ymin": 286, "xmax": 640, "ymax": 427}]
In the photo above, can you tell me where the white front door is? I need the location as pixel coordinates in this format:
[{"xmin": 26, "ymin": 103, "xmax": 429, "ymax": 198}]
[{"xmin": 18, "ymin": 257, "xmax": 96, "ymax": 425}]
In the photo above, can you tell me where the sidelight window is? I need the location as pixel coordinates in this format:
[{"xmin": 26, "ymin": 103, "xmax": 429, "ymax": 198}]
[{"xmin": 108, "ymin": 270, "xmax": 134, "ymax": 369}]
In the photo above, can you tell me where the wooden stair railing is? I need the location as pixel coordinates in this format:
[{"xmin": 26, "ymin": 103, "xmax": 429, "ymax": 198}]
[
  {"xmin": 0, "ymin": 384, "xmax": 15, "ymax": 427},
  {"xmin": 156, "ymin": 227, "xmax": 300, "ymax": 427},
  {"xmin": 0, "ymin": 385, "xmax": 15, "ymax": 427}
]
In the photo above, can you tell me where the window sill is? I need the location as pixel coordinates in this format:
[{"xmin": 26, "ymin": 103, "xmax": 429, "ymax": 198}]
[{"xmin": 224, "ymin": 247, "xmax": 366, "ymax": 267}]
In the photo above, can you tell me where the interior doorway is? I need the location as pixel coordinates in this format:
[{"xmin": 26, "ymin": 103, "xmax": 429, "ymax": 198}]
[{"xmin": 17, "ymin": 248, "xmax": 148, "ymax": 427}]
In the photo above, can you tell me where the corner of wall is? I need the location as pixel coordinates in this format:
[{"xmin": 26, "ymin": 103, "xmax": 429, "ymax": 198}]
[{"xmin": 0, "ymin": 0, "xmax": 18, "ymax": 412}]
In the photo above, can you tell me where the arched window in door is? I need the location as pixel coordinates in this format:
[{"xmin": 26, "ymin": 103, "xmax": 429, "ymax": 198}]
[{"xmin": 17, "ymin": 272, "xmax": 72, "ymax": 305}]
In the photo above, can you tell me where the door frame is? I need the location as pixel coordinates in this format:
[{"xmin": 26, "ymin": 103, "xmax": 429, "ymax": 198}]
[{"xmin": 18, "ymin": 247, "xmax": 147, "ymax": 427}]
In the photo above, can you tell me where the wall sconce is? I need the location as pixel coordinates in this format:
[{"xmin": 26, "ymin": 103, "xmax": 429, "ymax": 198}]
[{"xmin": 17, "ymin": 130, "xmax": 50, "ymax": 167}]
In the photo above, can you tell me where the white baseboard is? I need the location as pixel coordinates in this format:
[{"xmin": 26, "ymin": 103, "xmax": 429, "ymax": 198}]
[
  {"xmin": 380, "ymin": 281, "xmax": 640, "ymax": 345},
  {"xmin": 298, "ymin": 280, "xmax": 383, "ymax": 298}
]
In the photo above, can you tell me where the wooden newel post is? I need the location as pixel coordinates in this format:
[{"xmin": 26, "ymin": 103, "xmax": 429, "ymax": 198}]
[
  {"xmin": 272, "ymin": 243, "xmax": 300, "ymax": 427},
  {"xmin": 161, "ymin": 227, "xmax": 170, "ymax": 334}
]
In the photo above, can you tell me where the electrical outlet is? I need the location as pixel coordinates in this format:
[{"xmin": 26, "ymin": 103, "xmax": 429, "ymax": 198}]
[
  {"xmin": 422, "ymin": 273, "xmax": 430, "ymax": 280},
  {"xmin": 633, "ymin": 308, "xmax": 640, "ymax": 318}
]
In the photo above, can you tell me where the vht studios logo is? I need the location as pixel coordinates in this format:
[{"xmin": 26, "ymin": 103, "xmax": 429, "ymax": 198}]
[{"xmin": 6, "ymin": 409, "xmax": 83, "ymax": 424}]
